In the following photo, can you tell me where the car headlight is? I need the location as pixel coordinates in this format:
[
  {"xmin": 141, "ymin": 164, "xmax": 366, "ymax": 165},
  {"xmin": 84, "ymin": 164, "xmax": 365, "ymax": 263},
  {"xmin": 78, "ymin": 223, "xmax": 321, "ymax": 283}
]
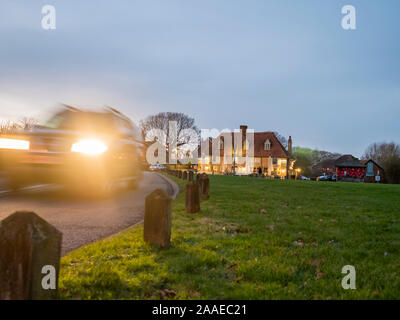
[
  {"xmin": 0, "ymin": 138, "xmax": 30, "ymax": 150},
  {"xmin": 71, "ymin": 139, "xmax": 108, "ymax": 156}
]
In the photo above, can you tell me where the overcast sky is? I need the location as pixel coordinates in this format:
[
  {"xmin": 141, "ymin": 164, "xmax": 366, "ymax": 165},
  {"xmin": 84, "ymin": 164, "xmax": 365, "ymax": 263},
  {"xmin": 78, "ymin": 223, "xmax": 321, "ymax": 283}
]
[{"xmin": 0, "ymin": 1, "xmax": 399, "ymax": 156}]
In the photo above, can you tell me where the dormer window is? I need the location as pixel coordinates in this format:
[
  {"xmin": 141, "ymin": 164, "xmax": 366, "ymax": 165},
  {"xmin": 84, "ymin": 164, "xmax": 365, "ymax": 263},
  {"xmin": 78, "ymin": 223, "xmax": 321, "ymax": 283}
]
[{"xmin": 264, "ymin": 139, "xmax": 271, "ymax": 151}]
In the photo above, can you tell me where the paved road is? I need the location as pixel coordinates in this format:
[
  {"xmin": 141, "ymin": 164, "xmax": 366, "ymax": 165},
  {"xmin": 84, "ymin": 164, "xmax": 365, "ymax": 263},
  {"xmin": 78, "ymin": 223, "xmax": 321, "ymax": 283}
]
[{"xmin": 0, "ymin": 172, "xmax": 173, "ymax": 256}]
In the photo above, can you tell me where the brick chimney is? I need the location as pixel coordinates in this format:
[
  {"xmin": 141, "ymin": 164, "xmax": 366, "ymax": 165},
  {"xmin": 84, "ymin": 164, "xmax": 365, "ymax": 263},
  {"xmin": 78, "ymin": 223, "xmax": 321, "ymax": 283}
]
[
  {"xmin": 240, "ymin": 125, "xmax": 247, "ymax": 156},
  {"xmin": 288, "ymin": 136, "xmax": 292, "ymax": 155},
  {"xmin": 240, "ymin": 125, "xmax": 247, "ymax": 139}
]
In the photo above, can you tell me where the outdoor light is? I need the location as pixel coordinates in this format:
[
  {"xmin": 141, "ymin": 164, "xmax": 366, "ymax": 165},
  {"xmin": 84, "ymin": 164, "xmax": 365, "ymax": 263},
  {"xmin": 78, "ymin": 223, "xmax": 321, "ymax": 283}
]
[
  {"xmin": 0, "ymin": 138, "xmax": 30, "ymax": 150},
  {"xmin": 71, "ymin": 139, "xmax": 108, "ymax": 156}
]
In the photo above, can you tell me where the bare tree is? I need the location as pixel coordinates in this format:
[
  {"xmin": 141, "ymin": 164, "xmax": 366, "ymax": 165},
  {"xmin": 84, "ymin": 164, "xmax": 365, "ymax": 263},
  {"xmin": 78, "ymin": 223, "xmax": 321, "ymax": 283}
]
[
  {"xmin": 0, "ymin": 120, "xmax": 19, "ymax": 134},
  {"xmin": 0, "ymin": 117, "xmax": 37, "ymax": 134},
  {"xmin": 140, "ymin": 112, "xmax": 200, "ymax": 161},
  {"xmin": 363, "ymin": 142, "xmax": 400, "ymax": 163},
  {"xmin": 274, "ymin": 132, "xmax": 288, "ymax": 148},
  {"xmin": 18, "ymin": 117, "xmax": 37, "ymax": 130}
]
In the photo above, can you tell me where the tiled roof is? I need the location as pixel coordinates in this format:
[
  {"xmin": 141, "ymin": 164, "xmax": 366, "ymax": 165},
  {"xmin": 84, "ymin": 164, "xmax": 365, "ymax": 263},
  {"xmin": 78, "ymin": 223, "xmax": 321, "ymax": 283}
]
[
  {"xmin": 360, "ymin": 159, "xmax": 385, "ymax": 170},
  {"xmin": 198, "ymin": 131, "xmax": 289, "ymax": 159},
  {"xmin": 334, "ymin": 154, "xmax": 359, "ymax": 165},
  {"xmin": 253, "ymin": 132, "xmax": 289, "ymax": 158},
  {"xmin": 334, "ymin": 154, "xmax": 366, "ymax": 168},
  {"xmin": 336, "ymin": 162, "xmax": 366, "ymax": 168}
]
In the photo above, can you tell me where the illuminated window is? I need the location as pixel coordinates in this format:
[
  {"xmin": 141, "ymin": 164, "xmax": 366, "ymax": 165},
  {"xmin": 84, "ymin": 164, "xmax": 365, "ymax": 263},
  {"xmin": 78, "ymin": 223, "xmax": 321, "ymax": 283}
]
[{"xmin": 264, "ymin": 139, "xmax": 271, "ymax": 150}]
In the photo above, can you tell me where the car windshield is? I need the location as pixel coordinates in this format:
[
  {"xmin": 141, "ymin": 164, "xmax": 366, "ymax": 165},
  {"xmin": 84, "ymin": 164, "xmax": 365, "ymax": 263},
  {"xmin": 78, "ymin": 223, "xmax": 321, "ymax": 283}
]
[{"xmin": 44, "ymin": 110, "xmax": 116, "ymax": 133}]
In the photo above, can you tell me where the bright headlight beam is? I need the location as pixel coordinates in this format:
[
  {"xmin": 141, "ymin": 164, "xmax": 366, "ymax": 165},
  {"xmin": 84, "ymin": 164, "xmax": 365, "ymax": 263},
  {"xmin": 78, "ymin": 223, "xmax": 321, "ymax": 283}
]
[
  {"xmin": 0, "ymin": 138, "xmax": 30, "ymax": 150},
  {"xmin": 71, "ymin": 139, "xmax": 108, "ymax": 156}
]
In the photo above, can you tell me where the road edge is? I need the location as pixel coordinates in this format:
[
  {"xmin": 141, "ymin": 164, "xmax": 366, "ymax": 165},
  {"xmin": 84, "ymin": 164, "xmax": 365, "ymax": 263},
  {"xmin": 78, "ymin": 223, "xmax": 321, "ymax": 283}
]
[
  {"xmin": 154, "ymin": 172, "xmax": 180, "ymax": 199},
  {"xmin": 62, "ymin": 172, "xmax": 181, "ymax": 256}
]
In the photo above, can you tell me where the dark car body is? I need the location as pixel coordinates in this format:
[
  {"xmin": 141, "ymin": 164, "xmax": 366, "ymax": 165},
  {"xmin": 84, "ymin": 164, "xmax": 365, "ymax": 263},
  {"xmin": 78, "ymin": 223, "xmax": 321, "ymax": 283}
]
[{"xmin": 0, "ymin": 106, "xmax": 144, "ymax": 193}]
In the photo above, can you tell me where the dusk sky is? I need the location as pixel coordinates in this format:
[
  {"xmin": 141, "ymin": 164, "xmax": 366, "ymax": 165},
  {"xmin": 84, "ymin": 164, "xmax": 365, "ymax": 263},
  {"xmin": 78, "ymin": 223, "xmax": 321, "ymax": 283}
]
[{"xmin": 0, "ymin": 1, "xmax": 399, "ymax": 156}]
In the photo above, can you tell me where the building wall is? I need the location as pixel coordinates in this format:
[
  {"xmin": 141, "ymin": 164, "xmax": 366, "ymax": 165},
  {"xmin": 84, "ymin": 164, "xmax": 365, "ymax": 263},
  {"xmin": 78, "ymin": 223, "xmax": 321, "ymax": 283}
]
[
  {"xmin": 197, "ymin": 156, "xmax": 289, "ymax": 176},
  {"xmin": 364, "ymin": 161, "xmax": 384, "ymax": 183}
]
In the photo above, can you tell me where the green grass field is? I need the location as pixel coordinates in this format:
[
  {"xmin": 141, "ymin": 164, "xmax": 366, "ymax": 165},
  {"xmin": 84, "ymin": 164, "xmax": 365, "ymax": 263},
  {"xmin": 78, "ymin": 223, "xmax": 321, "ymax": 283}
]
[{"xmin": 59, "ymin": 175, "xmax": 400, "ymax": 299}]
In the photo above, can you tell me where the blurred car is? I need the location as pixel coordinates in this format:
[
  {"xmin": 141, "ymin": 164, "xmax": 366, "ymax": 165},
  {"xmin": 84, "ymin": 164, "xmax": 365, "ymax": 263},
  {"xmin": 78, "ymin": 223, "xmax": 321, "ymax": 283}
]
[
  {"xmin": 0, "ymin": 105, "xmax": 144, "ymax": 194},
  {"xmin": 299, "ymin": 175, "xmax": 311, "ymax": 181},
  {"xmin": 330, "ymin": 174, "xmax": 337, "ymax": 181},
  {"xmin": 149, "ymin": 164, "xmax": 166, "ymax": 171},
  {"xmin": 316, "ymin": 175, "xmax": 330, "ymax": 181}
]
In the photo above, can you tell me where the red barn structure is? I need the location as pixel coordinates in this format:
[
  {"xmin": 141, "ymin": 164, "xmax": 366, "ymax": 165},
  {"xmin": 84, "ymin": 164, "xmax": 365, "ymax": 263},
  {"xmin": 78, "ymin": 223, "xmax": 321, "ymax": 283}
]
[
  {"xmin": 336, "ymin": 161, "xmax": 366, "ymax": 182},
  {"xmin": 335, "ymin": 157, "xmax": 385, "ymax": 183}
]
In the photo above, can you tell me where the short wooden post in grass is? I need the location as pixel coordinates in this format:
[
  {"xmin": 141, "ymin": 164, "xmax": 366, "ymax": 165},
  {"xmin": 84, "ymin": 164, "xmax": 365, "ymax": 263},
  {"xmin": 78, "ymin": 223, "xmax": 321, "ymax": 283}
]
[
  {"xmin": 200, "ymin": 174, "xmax": 210, "ymax": 200},
  {"xmin": 0, "ymin": 211, "xmax": 62, "ymax": 300},
  {"xmin": 188, "ymin": 171, "xmax": 194, "ymax": 182},
  {"xmin": 186, "ymin": 181, "xmax": 200, "ymax": 213},
  {"xmin": 144, "ymin": 189, "xmax": 172, "ymax": 248},
  {"xmin": 178, "ymin": 171, "xmax": 182, "ymax": 179},
  {"xmin": 196, "ymin": 173, "xmax": 200, "ymax": 184},
  {"xmin": 182, "ymin": 171, "xmax": 187, "ymax": 180}
]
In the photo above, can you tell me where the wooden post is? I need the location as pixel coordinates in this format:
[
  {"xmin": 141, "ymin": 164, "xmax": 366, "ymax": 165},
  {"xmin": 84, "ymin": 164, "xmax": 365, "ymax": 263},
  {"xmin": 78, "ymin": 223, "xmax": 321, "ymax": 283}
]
[
  {"xmin": 182, "ymin": 171, "xmax": 187, "ymax": 180},
  {"xmin": 178, "ymin": 171, "xmax": 182, "ymax": 179},
  {"xmin": 186, "ymin": 181, "xmax": 200, "ymax": 213},
  {"xmin": 0, "ymin": 211, "xmax": 62, "ymax": 300},
  {"xmin": 144, "ymin": 189, "xmax": 172, "ymax": 248},
  {"xmin": 188, "ymin": 171, "xmax": 194, "ymax": 182},
  {"xmin": 200, "ymin": 174, "xmax": 210, "ymax": 200}
]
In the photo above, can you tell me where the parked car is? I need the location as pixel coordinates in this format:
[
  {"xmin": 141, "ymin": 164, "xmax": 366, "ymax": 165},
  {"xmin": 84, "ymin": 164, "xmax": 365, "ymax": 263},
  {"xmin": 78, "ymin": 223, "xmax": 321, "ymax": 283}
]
[
  {"xmin": 316, "ymin": 175, "xmax": 330, "ymax": 181},
  {"xmin": 149, "ymin": 164, "xmax": 166, "ymax": 171},
  {"xmin": 330, "ymin": 174, "xmax": 337, "ymax": 181},
  {"xmin": 0, "ymin": 105, "xmax": 144, "ymax": 194},
  {"xmin": 299, "ymin": 175, "xmax": 311, "ymax": 181}
]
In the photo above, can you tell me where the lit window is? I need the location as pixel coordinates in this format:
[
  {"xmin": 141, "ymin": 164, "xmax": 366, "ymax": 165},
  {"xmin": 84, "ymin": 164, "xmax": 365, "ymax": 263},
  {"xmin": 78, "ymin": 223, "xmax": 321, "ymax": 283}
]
[{"xmin": 264, "ymin": 139, "xmax": 271, "ymax": 150}]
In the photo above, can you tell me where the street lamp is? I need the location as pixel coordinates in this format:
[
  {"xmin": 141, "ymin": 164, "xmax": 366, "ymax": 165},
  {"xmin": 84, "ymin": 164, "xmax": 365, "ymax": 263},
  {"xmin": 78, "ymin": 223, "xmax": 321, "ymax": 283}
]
[{"xmin": 295, "ymin": 168, "xmax": 301, "ymax": 180}]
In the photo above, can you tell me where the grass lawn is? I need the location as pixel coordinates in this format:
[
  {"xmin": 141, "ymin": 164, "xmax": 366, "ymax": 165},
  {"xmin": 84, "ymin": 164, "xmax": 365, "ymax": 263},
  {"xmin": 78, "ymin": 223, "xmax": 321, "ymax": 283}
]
[{"xmin": 59, "ymin": 175, "xmax": 400, "ymax": 299}]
